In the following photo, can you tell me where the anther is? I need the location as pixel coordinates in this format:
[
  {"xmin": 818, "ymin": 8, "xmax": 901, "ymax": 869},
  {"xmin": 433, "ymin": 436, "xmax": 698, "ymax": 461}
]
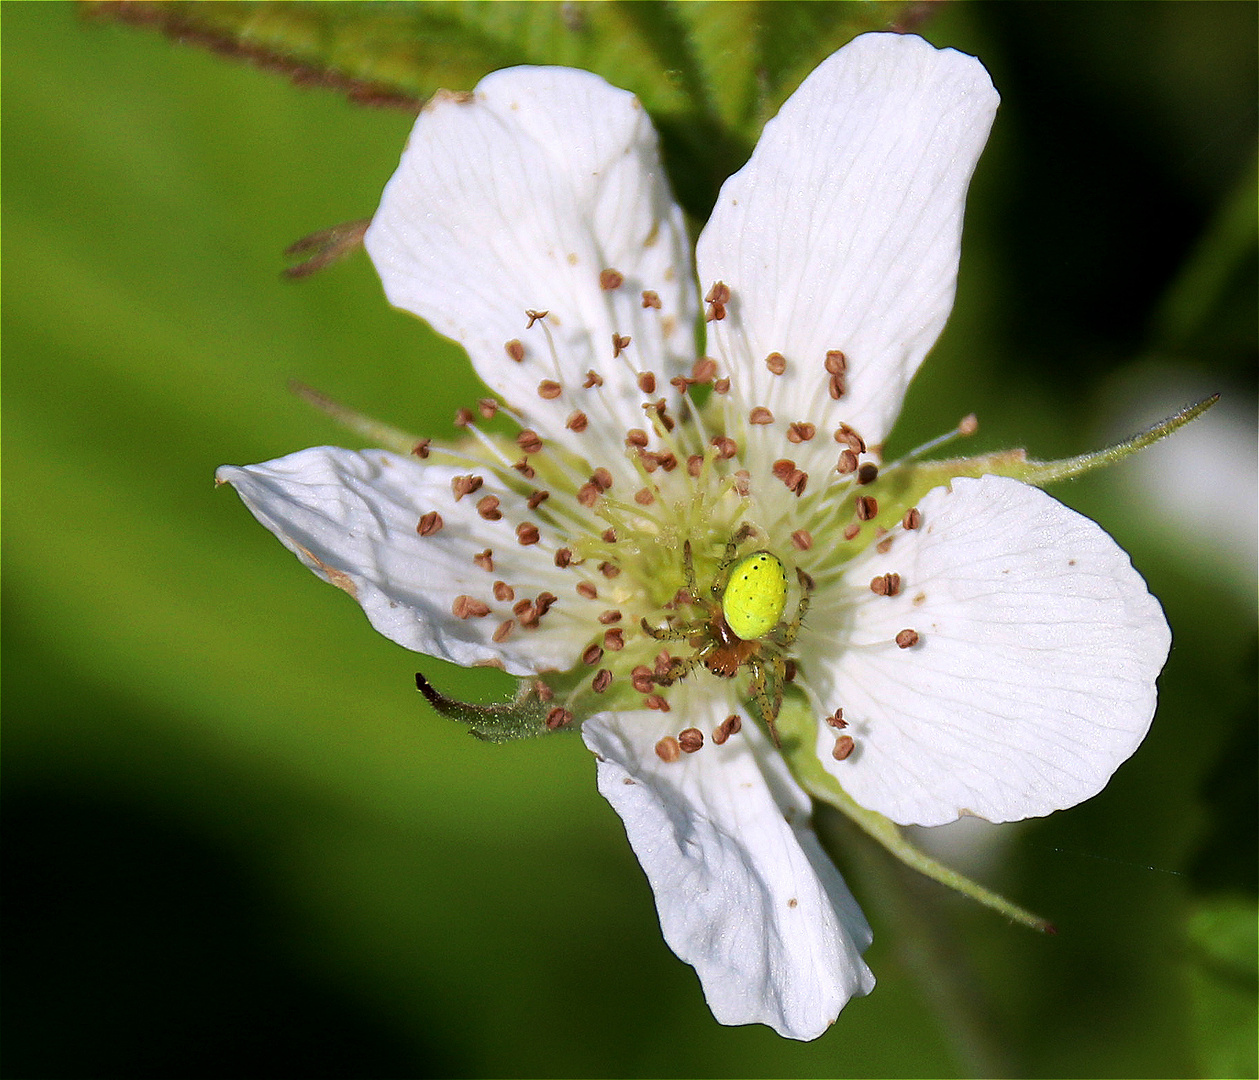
[
  {"xmin": 417, "ymin": 511, "xmax": 443, "ymax": 536},
  {"xmin": 876, "ymin": 536, "xmax": 894, "ymax": 555},
  {"xmin": 577, "ymin": 482, "xmax": 599, "ymax": 507},
  {"xmin": 712, "ymin": 714, "xmax": 742, "ymax": 745},
  {"xmin": 476, "ymin": 495, "xmax": 502, "ymax": 521},
  {"xmin": 626, "ymin": 428, "xmax": 649, "ymax": 448},
  {"xmin": 678, "ymin": 728, "xmax": 704, "ymax": 753},
  {"xmin": 492, "ymin": 619, "xmax": 514, "ymax": 642},
  {"xmin": 837, "ymin": 450, "xmax": 858, "ymax": 474},
  {"xmin": 525, "ymin": 309, "xmax": 548, "ymax": 328},
  {"xmin": 791, "ymin": 529, "xmax": 812, "ymax": 551},
  {"xmin": 583, "ymin": 370, "xmax": 604, "ymax": 388},
  {"xmin": 493, "ymin": 581, "xmax": 515, "ymax": 602},
  {"xmin": 686, "ymin": 454, "xmax": 704, "ymax": 477},
  {"xmin": 828, "ymin": 374, "xmax": 846, "ymax": 400},
  {"xmin": 582, "ymin": 643, "xmax": 604, "ymax": 666},
  {"xmin": 592, "ymin": 468, "xmax": 613, "ymax": 492},
  {"xmin": 505, "ymin": 339, "xmax": 526, "ymax": 362},
  {"xmin": 601, "ymin": 528, "xmax": 617, "ymax": 543},
  {"xmin": 613, "ymin": 333, "xmax": 631, "ymax": 357},
  {"xmin": 454, "ymin": 407, "xmax": 474, "ymax": 427},
  {"xmin": 704, "ymin": 281, "xmax": 729, "ymax": 321},
  {"xmin": 749, "ymin": 406, "xmax": 774, "ymax": 426},
  {"xmin": 452, "ymin": 475, "xmax": 483, "ymax": 500},
  {"xmin": 599, "ymin": 268, "xmax": 624, "ymax": 290},
  {"xmin": 856, "ymin": 462, "xmax": 879, "ymax": 485},
  {"xmin": 546, "ymin": 707, "xmax": 573, "ymax": 730},
  {"xmin": 535, "ymin": 592, "xmax": 557, "ymax": 617},
  {"xmin": 477, "ymin": 398, "xmax": 498, "ymax": 419},
  {"xmin": 787, "ymin": 422, "xmax": 816, "ymax": 443},
  {"xmin": 512, "ymin": 458, "xmax": 536, "ymax": 479},
  {"xmin": 598, "ymin": 609, "xmax": 622, "ymax": 624},
  {"xmin": 592, "ymin": 669, "xmax": 613, "ymax": 693},
  {"xmin": 870, "ymin": 573, "xmax": 901, "ymax": 597},
  {"xmin": 566, "ymin": 410, "xmax": 589, "ymax": 432},
  {"xmin": 825, "ymin": 708, "xmax": 847, "ymax": 729},
  {"xmin": 833, "ymin": 424, "xmax": 866, "ymax": 453},
  {"xmin": 732, "ymin": 471, "xmax": 751, "ymax": 496},
  {"xmin": 824, "ymin": 349, "xmax": 847, "ymax": 373},
  {"xmin": 645, "ymin": 694, "xmax": 671, "ymax": 713},
  {"xmin": 452, "ymin": 595, "xmax": 491, "ymax": 619},
  {"xmin": 538, "ymin": 380, "xmax": 562, "ymax": 399},
  {"xmin": 474, "ymin": 549, "xmax": 494, "ymax": 572},
  {"xmin": 554, "ymin": 548, "xmax": 573, "ymax": 568},
  {"xmin": 832, "ymin": 735, "xmax": 855, "ymax": 761},
  {"xmin": 669, "ymin": 375, "xmax": 692, "ymax": 394},
  {"xmin": 412, "ymin": 439, "xmax": 431, "ymax": 459},
  {"xmin": 711, "ymin": 435, "xmax": 738, "ymax": 459},
  {"xmin": 713, "ymin": 377, "xmax": 731, "ymax": 393},
  {"xmin": 655, "ymin": 735, "xmax": 681, "ymax": 761},
  {"xmin": 599, "ymin": 561, "xmax": 621, "ymax": 579},
  {"xmin": 577, "ymin": 581, "xmax": 597, "ymax": 599},
  {"xmin": 843, "ymin": 524, "xmax": 860, "ymax": 541},
  {"xmin": 691, "ymin": 357, "xmax": 717, "ymax": 382},
  {"xmin": 654, "ymin": 651, "xmax": 673, "ymax": 679},
  {"xmin": 855, "ymin": 495, "xmax": 878, "ymax": 521},
  {"xmin": 631, "ymin": 666, "xmax": 655, "ymax": 693},
  {"xmin": 527, "ymin": 490, "xmax": 550, "ymax": 510},
  {"xmin": 765, "ymin": 352, "xmax": 787, "ymax": 375},
  {"xmin": 603, "ymin": 627, "xmax": 625, "ymax": 651},
  {"xmin": 634, "ymin": 487, "xmax": 655, "ymax": 505},
  {"xmin": 516, "ymin": 430, "xmax": 543, "ymax": 454},
  {"xmin": 641, "ymin": 290, "xmax": 661, "ymax": 309},
  {"xmin": 959, "ymin": 413, "xmax": 979, "ymax": 435},
  {"xmin": 895, "ymin": 629, "xmax": 920, "ymax": 649},
  {"xmin": 637, "ymin": 371, "xmax": 656, "ymax": 394},
  {"xmin": 516, "ymin": 523, "xmax": 541, "ymax": 545},
  {"xmin": 902, "ymin": 507, "xmax": 923, "ymax": 530}
]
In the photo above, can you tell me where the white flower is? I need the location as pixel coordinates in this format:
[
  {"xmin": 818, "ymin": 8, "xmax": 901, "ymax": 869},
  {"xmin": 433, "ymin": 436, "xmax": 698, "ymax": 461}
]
[{"xmin": 216, "ymin": 33, "xmax": 1171, "ymax": 1040}]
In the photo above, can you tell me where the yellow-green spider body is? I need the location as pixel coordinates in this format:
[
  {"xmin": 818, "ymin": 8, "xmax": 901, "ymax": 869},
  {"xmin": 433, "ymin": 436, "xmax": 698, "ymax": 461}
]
[{"xmin": 723, "ymin": 551, "xmax": 789, "ymax": 640}]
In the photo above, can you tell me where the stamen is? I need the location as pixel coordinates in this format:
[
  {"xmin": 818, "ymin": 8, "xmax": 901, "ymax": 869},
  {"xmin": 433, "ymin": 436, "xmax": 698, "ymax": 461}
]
[
  {"xmin": 855, "ymin": 495, "xmax": 878, "ymax": 520},
  {"xmin": 505, "ymin": 339, "xmax": 525, "ymax": 362},
  {"xmin": 637, "ymin": 371, "xmax": 656, "ymax": 394},
  {"xmin": 516, "ymin": 430, "xmax": 543, "ymax": 454},
  {"xmin": 641, "ymin": 290, "xmax": 661, "ymax": 309},
  {"xmin": 527, "ymin": 490, "xmax": 550, "ymax": 510},
  {"xmin": 765, "ymin": 352, "xmax": 787, "ymax": 375},
  {"xmin": 603, "ymin": 627, "xmax": 625, "ymax": 650},
  {"xmin": 749, "ymin": 407, "xmax": 774, "ymax": 425},
  {"xmin": 787, "ymin": 422, "xmax": 816, "ymax": 443},
  {"xmin": 837, "ymin": 450, "xmax": 859, "ymax": 474},
  {"xmin": 525, "ymin": 309, "xmax": 548, "ymax": 328},
  {"xmin": 452, "ymin": 475, "xmax": 483, "ymax": 500},
  {"xmin": 566, "ymin": 410, "xmax": 589, "ymax": 432},
  {"xmin": 452, "ymin": 595, "xmax": 491, "ymax": 619},
  {"xmin": 538, "ymin": 380, "xmax": 562, "ymax": 399},
  {"xmin": 791, "ymin": 529, "xmax": 812, "ymax": 550},
  {"xmin": 554, "ymin": 548, "xmax": 573, "ymax": 568},
  {"xmin": 856, "ymin": 463, "xmax": 879, "ymax": 485},
  {"xmin": 599, "ymin": 268, "xmax": 624, "ymax": 290},
  {"xmin": 592, "ymin": 669, "xmax": 613, "ymax": 693},
  {"xmin": 655, "ymin": 735, "xmax": 681, "ymax": 761},
  {"xmin": 876, "ymin": 536, "xmax": 894, "ymax": 555},
  {"xmin": 492, "ymin": 619, "xmax": 514, "ymax": 642},
  {"xmin": 583, "ymin": 370, "xmax": 604, "ymax": 388},
  {"xmin": 477, "ymin": 398, "xmax": 498, "ymax": 419},
  {"xmin": 612, "ymin": 333, "xmax": 631, "ymax": 357},
  {"xmin": 416, "ymin": 511, "xmax": 443, "ymax": 536},
  {"xmin": 870, "ymin": 573, "xmax": 902, "ymax": 597},
  {"xmin": 474, "ymin": 549, "xmax": 494, "ymax": 572},
  {"xmin": 843, "ymin": 524, "xmax": 860, "ymax": 541},
  {"xmin": 476, "ymin": 495, "xmax": 502, "ymax": 520},
  {"xmin": 896, "ymin": 629, "xmax": 920, "ymax": 649},
  {"xmin": 412, "ymin": 439, "xmax": 432, "ymax": 458},
  {"xmin": 832, "ymin": 735, "xmax": 855, "ymax": 761},
  {"xmin": 546, "ymin": 707, "xmax": 573, "ymax": 730},
  {"xmin": 712, "ymin": 714, "xmax": 742, "ymax": 744},
  {"xmin": 493, "ymin": 581, "xmax": 515, "ymax": 602},
  {"xmin": 598, "ymin": 609, "xmax": 622, "ymax": 624},
  {"xmin": 582, "ymin": 643, "xmax": 604, "ymax": 666},
  {"xmin": 646, "ymin": 694, "xmax": 672, "ymax": 712},
  {"xmin": 454, "ymin": 407, "xmax": 474, "ymax": 427},
  {"xmin": 632, "ymin": 666, "xmax": 655, "ymax": 693},
  {"xmin": 678, "ymin": 728, "xmax": 704, "ymax": 753},
  {"xmin": 825, "ymin": 708, "xmax": 846, "ymax": 729},
  {"xmin": 902, "ymin": 507, "xmax": 923, "ymax": 530},
  {"xmin": 516, "ymin": 523, "xmax": 541, "ymax": 545},
  {"xmin": 577, "ymin": 581, "xmax": 598, "ymax": 599}
]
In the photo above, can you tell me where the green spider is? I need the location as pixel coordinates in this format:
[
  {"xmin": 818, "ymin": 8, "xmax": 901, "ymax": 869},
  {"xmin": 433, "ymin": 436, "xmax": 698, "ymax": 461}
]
[{"xmin": 640, "ymin": 536, "xmax": 813, "ymax": 747}]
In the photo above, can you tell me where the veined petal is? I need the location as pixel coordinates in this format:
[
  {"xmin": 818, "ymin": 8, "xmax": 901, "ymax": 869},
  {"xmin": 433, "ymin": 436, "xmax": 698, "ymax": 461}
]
[
  {"xmin": 365, "ymin": 66, "xmax": 698, "ymax": 453},
  {"xmin": 584, "ymin": 692, "xmax": 874, "ymax": 1040},
  {"xmin": 216, "ymin": 447, "xmax": 598, "ymax": 673},
  {"xmin": 805, "ymin": 475, "xmax": 1171, "ymax": 826},
  {"xmin": 696, "ymin": 32, "xmax": 998, "ymax": 456}
]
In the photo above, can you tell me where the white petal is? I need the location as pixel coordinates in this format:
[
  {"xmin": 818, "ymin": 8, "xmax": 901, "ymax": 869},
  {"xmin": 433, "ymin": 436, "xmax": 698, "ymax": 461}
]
[
  {"xmin": 216, "ymin": 448, "xmax": 596, "ymax": 674},
  {"xmin": 584, "ymin": 693, "xmax": 874, "ymax": 1040},
  {"xmin": 806, "ymin": 475, "xmax": 1171, "ymax": 826},
  {"xmin": 696, "ymin": 33, "xmax": 999, "ymax": 454},
  {"xmin": 365, "ymin": 67, "xmax": 698, "ymax": 451}
]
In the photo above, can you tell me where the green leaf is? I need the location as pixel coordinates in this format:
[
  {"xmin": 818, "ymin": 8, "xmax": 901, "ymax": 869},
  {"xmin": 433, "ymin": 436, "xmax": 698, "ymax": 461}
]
[{"xmin": 1184, "ymin": 895, "xmax": 1259, "ymax": 1079}]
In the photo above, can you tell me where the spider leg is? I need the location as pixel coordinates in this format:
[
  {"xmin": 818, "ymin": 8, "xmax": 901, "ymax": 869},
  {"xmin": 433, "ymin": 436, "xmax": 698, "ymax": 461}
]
[
  {"xmin": 776, "ymin": 567, "xmax": 814, "ymax": 649},
  {"xmin": 639, "ymin": 617, "xmax": 695, "ymax": 642},
  {"xmin": 748, "ymin": 656, "xmax": 784, "ymax": 748},
  {"xmin": 654, "ymin": 655, "xmax": 701, "ymax": 686},
  {"xmin": 680, "ymin": 540, "xmax": 705, "ymax": 605}
]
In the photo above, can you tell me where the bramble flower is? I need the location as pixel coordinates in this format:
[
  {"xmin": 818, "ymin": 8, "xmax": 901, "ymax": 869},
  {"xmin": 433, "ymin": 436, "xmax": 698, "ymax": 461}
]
[{"xmin": 217, "ymin": 33, "xmax": 1172, "ymax": 1040}]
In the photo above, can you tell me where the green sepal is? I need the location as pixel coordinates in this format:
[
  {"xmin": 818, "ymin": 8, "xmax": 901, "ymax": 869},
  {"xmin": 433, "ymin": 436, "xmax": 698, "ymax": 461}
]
[
  {"xmin": 774, "ymin": 693, "xmax": 1055, "ymax": 933},
  {"xmin": 415, "ymin": 671, "xmax": 559, "ymax": 743}
]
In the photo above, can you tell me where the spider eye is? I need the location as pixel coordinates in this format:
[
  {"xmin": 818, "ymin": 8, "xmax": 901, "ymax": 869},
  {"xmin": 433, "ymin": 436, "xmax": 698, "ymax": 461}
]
[{"xmin": 722, "ymin": 550, "xmax": 788, "ymax": 640}]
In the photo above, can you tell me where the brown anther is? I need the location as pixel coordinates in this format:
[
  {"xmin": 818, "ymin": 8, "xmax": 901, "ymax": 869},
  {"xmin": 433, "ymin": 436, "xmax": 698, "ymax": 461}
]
[
  {"xmin": 512, "ymin": 458, "xmax": 536, "ymax": 479},
  {"xmin": 655, "ymin": 735, "xmax": 681, "ymax": 761},
  {"xmin": 554, "ymin": 548, "xmax": 573, "ymax": 568},
  {"xmin": 765, "ymin": 352, "xmax": 787, "ymax": 375},
  {"xmin": 641, "ymin": 289, "xmax": 662, "ymax": 309},
  {"xmin": 592, "ymin": 669, "xmax": 613, "ymax": 693},
  {"xmin": 634, "ymin": 487, "xmax": 655, "ymax": 506},
  {"xmin": 749, "ymin": 406, "xmax": 774, "ymax": 425},
  {"xmin": 958, "ymin": 413, "xmax": 979, "ymax": 436},
  {"xmin": 637, "ymin": 371, "xmax": 656, "ymax": 394},
  {"xmin": 903, "ymin": 507, "xmax": 923, "ymax": 530},
  {"xmin": 513, "ymin": 598, "xmax": 535, "ymax": 619},
  {"xmin": 657, "ymin": 452, "xmax": 678, "ymax": 472},
  {"xmin": 711, "ymin": 435, "xmax": 738, "ymax": 459},
  {"xmin": 791, "ymin": 529, "xmax": 813, "ymax": 551},
  {"xmin": 691, "ymin": 357, "xmax": 717, "ymax": 382},
  {"xmin": 411, "ymin": 439, "xmax": 431, "ymax": 459},
  {"xmin": 843, "ymin": 523, "xmax": 861, "ymax": 541},
  {"xmin": 505, "ymin": 339, "xmax": 526, "ymax": 362},
  {"xmin": 824, "ymin": 349, "xmax": 847, "ymax": 375},
  {"xmin": 784, "ymin": 659, "xmax": 798, "ymax": 683},
  {"xmin": 583, "ymin": 369, "xmax": 604, "ymax": 388},
  {"xmin": 582, "ymin": 643, "xmax": 604, "ymax": 666},
  {"xmin": 576, "ymin": 581, "xmax": 598, "ymax": 600},
  {"xmin": 476, "ymin": 494, "xmax": 502, "ymax": 521},
  {"xmin": 527, "ymin": 489, "xmax": 550, "ymax": 510},
  {"xmin": 678, "ymin": 728, "xmax": 704, "ymax": 753},
  {"xmin": 896, "ymin": 629, "xmax": 920, "ymax": 649},
  {"xmin": 454, "ymin": 407, "xmax": 475, "ymax": 427},
  {"xmin": 546, "ymin": 707, "xmax": 573, "ymax": 730},
  {"xmin": 646, "ymin": 695, "xmax": 672, "ymax": 713},
  {"xmin": 876, "ymin": 536, "xmax": 894, "ymax": 555},
  {"xmin": 704, "ymin": 281, "xmax": 729, "ymax": 321},
  {"xmin": 417, "ymin": 511, "xmax": 443, "ymax": 536},
  {"xmin": 787, "ymin": 421, "xmax": 816, "ymax": 443},
  {"xmin": 856, "ymin": 462, "xmax": 879, "ymax": 485},
  {"xmin": 577, "ymin": 482, "xmax": 599, "ymax": 507},
  {"xmin": 686, "ymin": 454, "xmax": 704, "ymax": 477},
  {"xmin": 474, "ymin": 549, "xmax": 494, "ymax": 572},
  {"xmin": 631, "ymin": 665, "xmax": 655, "ymax": 693},
  {"xmin": 599, "ymin": 561, "xmax": 621, "ymax": 579},
  {"xmin": 525, "ymin": 309, "xmax": 548, "ymax": 328},
  {"xmin": 772, "ymin": 459, "xmax": 796, "ymax": 481},
  {"xmin": 451, "ymin": 595, "xmax": 491, "ymax": 619},
  {"xmin": 654, "ymin": 650, "xmax": 674, "ymax": 678},
  {"xmin": 603, "ymin": 627, "xmax": 625, "ymax": 651},
  {"xmin": 566, "ymin": 410, "xmax": 589, "ymax": 432},
  {"xmin": 516, "ymin": 429, "xmax": 543, "ymax": 454},
  {"xmin": 825, "ymin": 708, "xmax": 847, "ymax": 729},
  {"xmin": 493, "ymin": 581, "xmax": 515, "ymax": 602},
  {"xmin": 613, "ymin": 333, "xmax": 631, "ymax": 357},
  {"xmin": 599, "ymin": 268, "xmax": 624, "ymax": 290},
  {"xmin": 452, "ymin": 475, "xmax": 483, "ymax": 501},
  {"xmin": 477, "ymin": 398, "xmax": 498, "ymax": 419},
  {"xmin": 670, "ymin": 375, "xmax": 692, "ymax": 394},
  {"xmin": 516, "ymin": 523, "xmax": 541, "ymax": 545},
  {"xmin": 832, "ymin": 735, "xmax": 855, "ymax": 761},
  {"xmin": 534, "ymin": 682, "xmax": 554, "ymax": 702},
  {"xmin": 538, "ymin": 379, "xmax": 562, "ymax": 400},
  {"xmin": 712, "ymin": 714, "xmax": 742, "ymax": 745},
  {"xmin": 732, "ymin": 471, "xmax": 751, "ymax": 496},
  {"xmin": 492, "ymin": 619, "xmax": 515, "ymax": 642},
  {"xmin": 833, "ymin": 423, "xmax": 866, "ymax": 453},
  {"xmin": 601, "ymin": 528, "xmax": 617, "ymax": 543},
  {"xmin": 534, "ymin": 592, "xmax": 557, "ymax": 617},
  {"xmin": 828, "ymin": 374, "xmax": 846, "ymax": 400},
  {"xmin": 870, "ymin": 573, "xmax": 901, "ymax": 597},
  {"xmin": 837, "ymin": 450, "xmax": 859, "ymax": 474},
  {"xmin": 591, "ymin": 468, "xmax": 613, "ymax": 492},
  {"xmin": 598, "ymin": 609, "xmax": 622, "ymax": 625},
  {"xmin": 855, "ymin": 495, "xmax": 878, "ymax": 521},
  {"xmin": 626, "ymin": 428, "xmax": 649, "ymax": 448},
  {"xmin": 713, "ymin": 377, "xmax": 730, "ymax": 393}
]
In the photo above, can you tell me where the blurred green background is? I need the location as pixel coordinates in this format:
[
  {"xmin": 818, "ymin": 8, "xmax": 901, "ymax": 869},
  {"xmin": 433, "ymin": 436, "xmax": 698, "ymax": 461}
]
[{"xmin": 4, "ymin": 3, "xmax": 1255, "ymax": 1077}]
